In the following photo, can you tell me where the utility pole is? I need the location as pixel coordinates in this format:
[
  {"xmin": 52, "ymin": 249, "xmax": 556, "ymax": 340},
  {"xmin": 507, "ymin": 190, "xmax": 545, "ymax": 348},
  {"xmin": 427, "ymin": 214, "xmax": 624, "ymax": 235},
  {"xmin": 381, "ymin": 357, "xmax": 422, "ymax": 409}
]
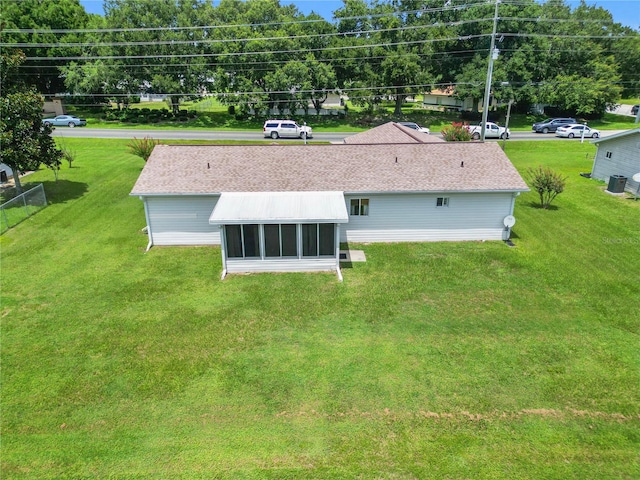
[
  {"xmin": 480, "ymin": 0, "xmax": 500, "ymax": 142},
  {"xmin": 502, "ymin": 98, "xmax": 513, "ymax": 150}
]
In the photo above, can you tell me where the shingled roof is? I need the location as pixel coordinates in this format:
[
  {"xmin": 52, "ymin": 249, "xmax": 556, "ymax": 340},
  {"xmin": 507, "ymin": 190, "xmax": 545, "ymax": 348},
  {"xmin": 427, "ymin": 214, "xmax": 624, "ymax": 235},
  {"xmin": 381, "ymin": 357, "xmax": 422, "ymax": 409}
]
[
  {"xmin": 343, "ymin": 122, "xmax": 443, "ymax": 144},
  {"xmin": 131, "ymin": 142, "xmax": 529, "ymax": 196}
]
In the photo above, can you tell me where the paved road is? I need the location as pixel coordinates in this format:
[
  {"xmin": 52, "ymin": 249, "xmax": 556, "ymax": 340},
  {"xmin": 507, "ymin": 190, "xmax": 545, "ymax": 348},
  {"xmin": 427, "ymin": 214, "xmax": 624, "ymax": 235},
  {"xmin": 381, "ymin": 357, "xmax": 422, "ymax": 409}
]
[{"xmin": 52, "ymin": 127, "xmax": 630, "ymax": 143}]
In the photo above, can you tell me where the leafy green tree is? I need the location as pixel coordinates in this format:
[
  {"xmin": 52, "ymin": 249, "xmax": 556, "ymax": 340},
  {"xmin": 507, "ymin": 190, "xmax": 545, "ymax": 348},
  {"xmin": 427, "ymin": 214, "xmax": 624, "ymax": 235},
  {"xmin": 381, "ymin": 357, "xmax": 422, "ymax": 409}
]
[
  {"xmin": 539, "ymin": 59, "xmax": 622, "ymax": 117},
  {"xmin": 0, "ymin": 89, "xmax": 62, "ymax": 193},
  {"xmin": 306, "ymin": 57, "xmax": 338, "ymax": 114},
  {"xmin": 527, "ymin": 165, "xmax": 567, "ymax": 209},
  {"xmin": 0, "ymin": 0, "xmax": 90, "ymax": 94},
  {"xmin": 381, "ymin": 49, "xmax": 425, "ymax": 115},
  {"xmin": 264, "ymin": 61, "xmax": 311, "ymax": 114}
]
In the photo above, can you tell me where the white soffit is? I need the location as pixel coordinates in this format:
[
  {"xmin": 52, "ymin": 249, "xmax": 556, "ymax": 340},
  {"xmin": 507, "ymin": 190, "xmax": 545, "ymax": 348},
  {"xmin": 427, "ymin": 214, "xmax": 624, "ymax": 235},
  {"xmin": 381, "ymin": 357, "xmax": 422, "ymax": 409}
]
[{"xmin": 209, "ymin": 191, "xmax": 349, "ymax": 224}]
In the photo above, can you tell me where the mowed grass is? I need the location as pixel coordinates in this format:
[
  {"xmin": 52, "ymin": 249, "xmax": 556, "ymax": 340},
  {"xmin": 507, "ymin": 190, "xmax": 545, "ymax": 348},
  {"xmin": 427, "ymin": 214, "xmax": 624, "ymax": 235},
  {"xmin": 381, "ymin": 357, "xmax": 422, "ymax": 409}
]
[{"xmin": 1, "ymin": 139, "xmax": 639, "ymax": 479}]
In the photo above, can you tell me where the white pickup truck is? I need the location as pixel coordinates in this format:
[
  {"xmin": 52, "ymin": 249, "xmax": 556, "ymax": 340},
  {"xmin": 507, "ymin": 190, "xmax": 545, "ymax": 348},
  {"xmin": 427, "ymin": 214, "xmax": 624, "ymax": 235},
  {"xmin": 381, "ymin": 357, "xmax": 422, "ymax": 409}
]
[{"xmin": 466, "ymin": 122, "xmax": 510, "ymax": 140}]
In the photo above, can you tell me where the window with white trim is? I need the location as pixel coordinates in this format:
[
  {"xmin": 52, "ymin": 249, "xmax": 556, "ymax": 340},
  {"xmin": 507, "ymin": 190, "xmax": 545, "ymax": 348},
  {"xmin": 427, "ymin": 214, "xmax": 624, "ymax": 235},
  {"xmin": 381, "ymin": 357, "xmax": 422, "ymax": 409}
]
[
  {"xmin": 436, "ymin": 197, "xmax": 449, "ymax": 207},
  {"xmin": 350, "ymin": 198, "xmax": 369, "ymax": 216}
]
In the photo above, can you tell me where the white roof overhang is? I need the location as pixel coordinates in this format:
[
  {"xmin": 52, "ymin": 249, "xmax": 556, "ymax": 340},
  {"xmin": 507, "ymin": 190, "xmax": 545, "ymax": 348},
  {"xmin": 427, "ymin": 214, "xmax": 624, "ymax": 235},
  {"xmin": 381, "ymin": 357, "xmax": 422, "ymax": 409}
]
[{"xmin": 209, "ymin": 191, "xmax": 349, "ymax": 225}]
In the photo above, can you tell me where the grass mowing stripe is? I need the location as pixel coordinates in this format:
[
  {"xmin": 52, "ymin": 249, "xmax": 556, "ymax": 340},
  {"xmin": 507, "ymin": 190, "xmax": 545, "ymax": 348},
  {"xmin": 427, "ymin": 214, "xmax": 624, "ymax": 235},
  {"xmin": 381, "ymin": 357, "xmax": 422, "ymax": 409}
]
[{"xmin": 1, "ymin": 139, "xmax": 638, "ymax": 478}]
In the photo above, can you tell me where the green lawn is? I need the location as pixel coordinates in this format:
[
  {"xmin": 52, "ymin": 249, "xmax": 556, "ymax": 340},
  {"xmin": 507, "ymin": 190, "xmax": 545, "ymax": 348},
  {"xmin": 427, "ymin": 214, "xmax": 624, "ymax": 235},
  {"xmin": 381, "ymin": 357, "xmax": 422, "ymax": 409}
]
[
  {"xmin": 1, "ymin": 139, "xmax": 639, "ymax": 479},
  {"xmin": 67, "ymin": 96, "xmax": 638, "ymax": 133}
]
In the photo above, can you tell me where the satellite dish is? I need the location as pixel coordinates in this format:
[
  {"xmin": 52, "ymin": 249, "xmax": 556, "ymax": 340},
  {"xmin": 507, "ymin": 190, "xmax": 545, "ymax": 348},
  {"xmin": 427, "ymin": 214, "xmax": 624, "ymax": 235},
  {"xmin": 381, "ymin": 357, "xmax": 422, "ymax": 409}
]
[
  {"xmin": 503, "ymin": 215, "xmax": 516, "ymax": 228},
  {"xmin": 633, "ymin": 172, "xmax": 640, "ymax": 182}
]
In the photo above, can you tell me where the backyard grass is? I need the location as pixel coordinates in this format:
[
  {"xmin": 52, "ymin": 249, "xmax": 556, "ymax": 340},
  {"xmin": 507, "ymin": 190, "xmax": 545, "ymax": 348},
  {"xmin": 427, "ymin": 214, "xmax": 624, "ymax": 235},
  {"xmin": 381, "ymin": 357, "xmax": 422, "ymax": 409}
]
[{"xmin": 1, "ymin": 139, "xmax": 638, "ymax": 479}]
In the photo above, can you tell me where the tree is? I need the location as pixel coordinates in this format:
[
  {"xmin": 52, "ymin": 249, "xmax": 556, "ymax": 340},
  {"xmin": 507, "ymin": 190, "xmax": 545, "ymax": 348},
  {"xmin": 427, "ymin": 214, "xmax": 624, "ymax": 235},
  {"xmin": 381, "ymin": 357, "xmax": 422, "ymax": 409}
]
[
  {"xmin": 0, "ymin": 89, "xmax": 62, "ymax": 193},
  {"xmin": 538, "ymin": 59, "xmax": 622, "ymax": 117},
  {"xmin": 0, "ymin": 0, "xmax": 91, "ymax": 94},
  {"xmin": 526, "ymin": 165, "xmax": 567, "ymax": 209},
  {"xmin": 381, "ymin": 50, "xmax": 425, "ymax": 115},
  {"xmin": 306, "ymin": 57, "xmax": 338, "ymax": 114}
]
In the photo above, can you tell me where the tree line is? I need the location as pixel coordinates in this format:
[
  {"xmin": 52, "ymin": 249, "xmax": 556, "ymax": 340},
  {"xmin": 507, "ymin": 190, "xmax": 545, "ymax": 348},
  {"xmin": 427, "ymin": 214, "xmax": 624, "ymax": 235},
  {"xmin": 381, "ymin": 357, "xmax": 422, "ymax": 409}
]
[{"xmin": 1, "ymin": 0, "xmax": 639, "ymax": 117}]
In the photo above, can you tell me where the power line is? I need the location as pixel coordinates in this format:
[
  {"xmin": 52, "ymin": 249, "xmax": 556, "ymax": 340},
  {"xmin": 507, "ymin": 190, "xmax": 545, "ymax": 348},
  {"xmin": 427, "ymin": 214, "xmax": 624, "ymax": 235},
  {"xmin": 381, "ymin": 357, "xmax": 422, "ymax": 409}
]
[
  {"xmin": 3, "ymin": 18, "xmax": 495, "ymax": 49},
  {"xmin": 2, "ymin": 1, "xmax": 490, "ymax": 35},
  {"xmin": 21, "ymin": 34, "xmax": 492, "ymax": 62}
]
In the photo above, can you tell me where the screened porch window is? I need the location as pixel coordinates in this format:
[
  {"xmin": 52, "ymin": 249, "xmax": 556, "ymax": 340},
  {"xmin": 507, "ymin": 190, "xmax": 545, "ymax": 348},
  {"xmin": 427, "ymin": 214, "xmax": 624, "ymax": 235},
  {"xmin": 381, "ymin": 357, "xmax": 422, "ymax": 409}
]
[
  {"xmin": 224, "ymin": 223, "xmax": 336, "ymax": 259},
  {"xmin": 319, "ymin": 224, "xmax": 335, "ymax": 256},
  {"xmin": 264, "ymin": 224, "xmax": 298, "ymax": 258},
  {"xmin": 302, "ymin": 224, "xmax": 318, "ymax": 257},
  {"xmin": 226, "ymin": 224, "xmax": 260, "ymax": 258}
]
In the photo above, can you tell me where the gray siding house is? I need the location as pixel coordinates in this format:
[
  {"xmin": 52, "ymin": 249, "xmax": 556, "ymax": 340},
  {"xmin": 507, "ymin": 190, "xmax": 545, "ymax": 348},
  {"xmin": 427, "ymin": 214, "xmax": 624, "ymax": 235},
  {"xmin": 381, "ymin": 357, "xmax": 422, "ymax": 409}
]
[
  {"xmin": 591, "ymin": 128, "xmax": 640, "ymax": 194},
  {"xmin": 131, "ymin": 142, "xmax": 528, "ymax": 278}
]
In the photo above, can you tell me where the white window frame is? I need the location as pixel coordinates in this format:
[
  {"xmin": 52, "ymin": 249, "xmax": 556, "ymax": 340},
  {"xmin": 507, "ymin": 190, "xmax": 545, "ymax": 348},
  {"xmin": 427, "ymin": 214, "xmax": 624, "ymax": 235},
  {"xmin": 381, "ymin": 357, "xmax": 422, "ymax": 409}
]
[
  {"xmin": 436, "ymin": 197, "xmax": 450, "ymax": 207},
  {"xmin": 350, "ymin": 198, "xmax": 369, "ymax": 216}
]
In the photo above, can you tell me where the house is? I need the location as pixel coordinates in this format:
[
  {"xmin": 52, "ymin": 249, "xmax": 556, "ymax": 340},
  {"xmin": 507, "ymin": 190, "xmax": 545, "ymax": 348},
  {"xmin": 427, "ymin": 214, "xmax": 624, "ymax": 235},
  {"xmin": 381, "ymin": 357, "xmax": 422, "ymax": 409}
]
[
  {"xmin": 343, "ymin": 122, "xmax": 444, "ymax": 144},
  {"xmin": 130, "ymin": 140, "xmax": 529, "ymax": 279},
  {"xmin": 422, "ymin": 87, "xmax": 474, "ymax": 112},
  {"xmin": 591, "ymin": 128, "xmax": 640, "ymax": 194}
]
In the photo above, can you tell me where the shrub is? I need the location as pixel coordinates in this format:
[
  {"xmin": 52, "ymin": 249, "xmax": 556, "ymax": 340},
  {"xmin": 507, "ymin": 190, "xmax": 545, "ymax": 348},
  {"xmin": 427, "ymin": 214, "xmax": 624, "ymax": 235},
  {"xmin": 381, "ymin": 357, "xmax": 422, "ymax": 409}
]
[
  {"xmin": 227, "ymin": 105, "xmax": 236, "ymax": 115},
  {"xmin": 441, "ymin": 122, "xmax": 472, "ymax": 141},
  {"xmin": 526, "ymin": 165, "xmax": 567, "ymax": 209},
  {"xmin": 60, "ymin": 144, "xmax": 77, "ymax": 168},
  {"xmin": 127, "ymin": 137, "xmax": 160, "ymax": 162}
]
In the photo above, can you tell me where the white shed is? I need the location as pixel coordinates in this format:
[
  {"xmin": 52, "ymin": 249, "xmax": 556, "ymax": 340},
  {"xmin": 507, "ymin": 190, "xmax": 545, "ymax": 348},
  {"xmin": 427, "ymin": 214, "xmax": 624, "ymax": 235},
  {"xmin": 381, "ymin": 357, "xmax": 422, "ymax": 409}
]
[
  {"xmin": 131, "ymin": 141, "xmax": 529, "ymax": 278},
  {"xmin": 591, "ymin": 128, "xmax": 640, "ymax": 194}
]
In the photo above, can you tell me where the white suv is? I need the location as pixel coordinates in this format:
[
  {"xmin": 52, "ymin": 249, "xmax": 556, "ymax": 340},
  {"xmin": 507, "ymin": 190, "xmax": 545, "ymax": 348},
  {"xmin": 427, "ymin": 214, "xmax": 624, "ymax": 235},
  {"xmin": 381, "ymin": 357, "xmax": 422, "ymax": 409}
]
[{"xmin": 263, "ymin": 120, "xmax": 313, "ymax": 139}]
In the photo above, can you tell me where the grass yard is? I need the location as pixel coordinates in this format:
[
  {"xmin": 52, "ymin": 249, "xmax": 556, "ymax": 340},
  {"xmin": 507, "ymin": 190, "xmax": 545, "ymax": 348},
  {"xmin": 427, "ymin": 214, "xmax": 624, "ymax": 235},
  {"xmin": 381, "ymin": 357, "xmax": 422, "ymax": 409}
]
[{"xmin": 1, "ymin": 139, "xmax": 639, "ymax": 479}]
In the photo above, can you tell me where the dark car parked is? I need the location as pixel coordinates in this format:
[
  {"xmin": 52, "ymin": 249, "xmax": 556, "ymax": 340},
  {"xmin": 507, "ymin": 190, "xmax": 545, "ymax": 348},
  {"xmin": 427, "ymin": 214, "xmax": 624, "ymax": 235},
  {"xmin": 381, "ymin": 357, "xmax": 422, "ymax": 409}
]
[
  {"xmin": 632, "ymin": 105, "xmax": 639, "ymax": 115},
  {"xmin": 532, "ymin": 117, "xmax": 576, "ymax": 134}
]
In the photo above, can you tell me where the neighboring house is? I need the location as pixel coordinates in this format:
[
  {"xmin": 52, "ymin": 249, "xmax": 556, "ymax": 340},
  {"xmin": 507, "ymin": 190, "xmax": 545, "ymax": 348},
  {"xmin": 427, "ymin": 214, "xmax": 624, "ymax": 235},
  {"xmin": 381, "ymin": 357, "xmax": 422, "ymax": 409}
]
[
  {"xmin": 140, "ymin": 94, "xmax": 168, "ymax": 102},
  {"xmin": 43, "ymin": 98, "xmax": 65, "ymax": 116},
  {"xmin": 422, "ymin": 87, "xmax": 475, "ymax": 112},
  {"xmin": 130, "ymin": 140, "xmax": 528, "ymax": 279},
  {"xmin": 0, "ymin": 163, "xmax": 14, "ymax": 183},
  {"xmin": 591, "ymin": 128, "xmax": 640, "ymax": 194},
  {"xmin": 343, "ymin": 122, "xmax": 444, "ymax": 144}
]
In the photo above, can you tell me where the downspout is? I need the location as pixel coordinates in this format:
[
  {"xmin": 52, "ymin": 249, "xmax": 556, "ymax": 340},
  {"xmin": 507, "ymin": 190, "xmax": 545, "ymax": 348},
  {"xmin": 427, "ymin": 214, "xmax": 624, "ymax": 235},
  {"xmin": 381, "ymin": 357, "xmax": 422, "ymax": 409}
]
[
  {"xmin": 219, "ymin": 225, "xmax": 227, "ymax": 280},
  {"xmin": 504, "ymin": 192, "xmax": 519, "ymax": 241},
  {"xmin": 335, "ymin": 223, "xmax": 343, "ymax": 282},
  {"xmin": 140, "ymin": 196, "xmax": 153, "ymax": 252}
]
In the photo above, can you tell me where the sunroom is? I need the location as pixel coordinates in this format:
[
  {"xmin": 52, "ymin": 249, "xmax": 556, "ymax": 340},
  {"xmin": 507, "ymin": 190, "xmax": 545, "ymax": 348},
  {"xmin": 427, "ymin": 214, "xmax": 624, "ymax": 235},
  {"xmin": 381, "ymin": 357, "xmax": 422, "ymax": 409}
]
[{"xmin": 209, "ymin": 191, "xmax": 349, "ymax": 280}]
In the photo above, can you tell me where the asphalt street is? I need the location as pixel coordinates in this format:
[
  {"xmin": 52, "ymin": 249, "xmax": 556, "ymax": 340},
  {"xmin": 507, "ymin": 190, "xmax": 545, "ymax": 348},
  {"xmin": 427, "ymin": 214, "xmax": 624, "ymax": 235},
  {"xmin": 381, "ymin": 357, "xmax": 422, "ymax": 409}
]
[{"xmin": 52, "ymin": 127, "xmax": 631, "ymax": 142}]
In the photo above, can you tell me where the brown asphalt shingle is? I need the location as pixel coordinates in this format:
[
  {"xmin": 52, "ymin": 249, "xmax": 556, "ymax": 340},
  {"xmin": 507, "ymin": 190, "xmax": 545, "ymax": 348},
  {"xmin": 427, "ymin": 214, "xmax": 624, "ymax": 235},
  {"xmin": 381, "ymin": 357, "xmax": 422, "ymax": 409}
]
[
  {"xmin": 130, "ymin": 142, "xmax": 529, "ymax": 195},
  {"xmin": 343, "ymin": 122, "xmax": 443, "ymax": 144}
]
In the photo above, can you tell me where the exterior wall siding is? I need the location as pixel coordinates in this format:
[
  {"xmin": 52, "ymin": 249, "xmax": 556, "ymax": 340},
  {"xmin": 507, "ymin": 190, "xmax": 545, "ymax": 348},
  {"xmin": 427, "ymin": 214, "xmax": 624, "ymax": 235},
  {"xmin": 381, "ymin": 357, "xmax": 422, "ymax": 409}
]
[
  {"xmin": 592, "ymin": 134, "xmax": 640, "ymax": 193},
  {"xmin": 143, "ymin": 192, "xmax": 517, "ymax": 247},
  {"xmin": 225, "ymin": 258, "xmax": 337, "ymax": 273},
  {"xmin": 342, "ymin": 192, "xmax": 515, "ymax": 243},
  {"xmin": 146, "ymin": 196, "xmax": 221, "ymax": 246}
]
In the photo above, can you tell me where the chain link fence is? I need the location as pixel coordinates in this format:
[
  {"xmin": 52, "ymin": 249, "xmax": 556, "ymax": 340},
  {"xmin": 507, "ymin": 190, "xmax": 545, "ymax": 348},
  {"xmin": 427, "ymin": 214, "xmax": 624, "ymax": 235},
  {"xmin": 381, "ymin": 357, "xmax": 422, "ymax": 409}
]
[{"xmin": 0, "ymin": 184, "xmax": 47, "ymax": 234}]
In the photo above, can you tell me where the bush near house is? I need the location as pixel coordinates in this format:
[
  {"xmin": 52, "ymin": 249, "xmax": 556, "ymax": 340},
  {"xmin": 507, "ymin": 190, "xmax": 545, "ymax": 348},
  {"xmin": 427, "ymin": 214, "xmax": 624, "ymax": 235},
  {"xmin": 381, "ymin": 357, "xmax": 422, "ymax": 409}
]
[{"xmin": 441, "ymin": 122, "xmax": 472, "ymax": 141}]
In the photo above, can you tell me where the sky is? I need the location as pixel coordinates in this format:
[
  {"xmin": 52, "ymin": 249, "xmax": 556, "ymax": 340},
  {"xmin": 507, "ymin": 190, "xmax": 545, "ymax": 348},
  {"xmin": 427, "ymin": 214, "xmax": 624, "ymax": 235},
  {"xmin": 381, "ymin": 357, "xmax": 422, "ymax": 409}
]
[{"xmin": 79, "ymin": 0, "xmax": 639, "ymax": 30}]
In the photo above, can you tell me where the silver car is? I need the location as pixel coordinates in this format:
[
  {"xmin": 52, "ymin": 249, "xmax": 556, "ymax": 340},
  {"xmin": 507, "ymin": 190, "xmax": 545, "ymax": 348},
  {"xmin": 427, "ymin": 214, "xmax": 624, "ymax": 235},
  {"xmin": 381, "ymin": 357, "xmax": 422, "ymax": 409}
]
[
  {"xmin": 555, "ymin": 124, "xmax": 600, "ymax": 138},
  {"xmin": 42, "ymin": 115, "xmax": 87, "ymax": 128}
]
